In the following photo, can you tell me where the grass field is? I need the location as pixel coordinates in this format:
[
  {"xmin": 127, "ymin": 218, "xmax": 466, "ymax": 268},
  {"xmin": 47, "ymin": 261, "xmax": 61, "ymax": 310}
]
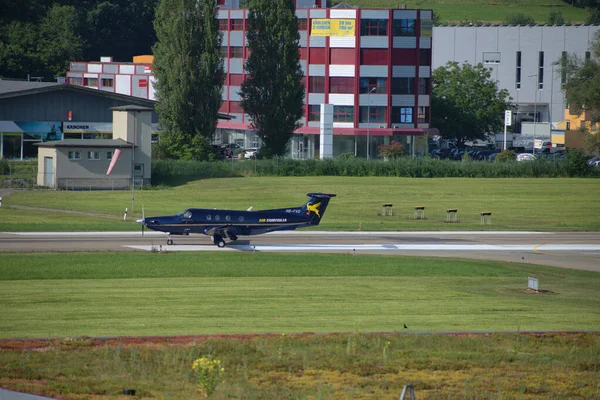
[
  {"xmin": 2, "ymin": 177, "xmax": 599, "ymax": 232},
  {"xmin": 341, "ymin": 0, "xmax": 591, "ymax": 23},
  {"xmin": 1, "ymin": 251, "xmax": 600, "ymax": 398},
  {"xmin": 1, "ymin": 332, "xmax": 599, "ymax": 399},
  {"xmin": 1, "ymin": 252, "xmax": 599, "ymax": 339}
]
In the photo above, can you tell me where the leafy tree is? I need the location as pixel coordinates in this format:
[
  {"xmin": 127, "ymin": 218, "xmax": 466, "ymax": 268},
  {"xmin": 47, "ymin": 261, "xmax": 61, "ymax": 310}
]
[
  {"xmin": 561, "ymin": 31, "xmax": 600, "ymax": 125},
  {"xmin": 585, "ymin": 130, "xmax": 600, "ymax": 154},
  {"xmin": 586, "ymin": 8, "xmax": 600, "ymax": 24},
  {"xmin": 152, "ymin": 0, "xmax": 225, "ymax": 160},
  {"xmin": 431, "ymin": 62, "xmax": 512, "ymax": 147},
  {"xmin": 0, "ymin": 21, "xmax": 40, "ymax": 79},
  {"xmin": 82, "ymin": 0, "xmax": 158, "ymax": 63},
  {"xmin": 240, "ymin": 0, "xmax": 305, "ymax": 157},
  {"xmin": 504, "ymin": 12, "xmax": 535, "ymax": 25},
  {"xmin": 378, "ymin": 141, "xmax": 406, "ymax": 159},
  {"xmin": 548, "ymin": 9, "xmax": 566, "ymax": 24},
  {"xmin": 38, "ymin": 5, "xmax": 83, "ymax": 78}
]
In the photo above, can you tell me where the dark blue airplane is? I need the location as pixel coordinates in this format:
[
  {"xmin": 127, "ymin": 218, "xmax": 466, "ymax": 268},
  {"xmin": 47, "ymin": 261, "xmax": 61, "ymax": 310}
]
[{"xmin": 137, "ymin": 192, "xmax": 336, "ymax": 247}]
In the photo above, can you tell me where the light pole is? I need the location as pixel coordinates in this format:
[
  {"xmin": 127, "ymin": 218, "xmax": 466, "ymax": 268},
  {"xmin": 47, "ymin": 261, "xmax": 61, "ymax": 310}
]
[
  {"xmin": 528, "ymin": 74, "xmax": 538, "ymax": 155},
  {"xmin": 367, "ymin": 86, "xmax": 376, "ymax": 160}
]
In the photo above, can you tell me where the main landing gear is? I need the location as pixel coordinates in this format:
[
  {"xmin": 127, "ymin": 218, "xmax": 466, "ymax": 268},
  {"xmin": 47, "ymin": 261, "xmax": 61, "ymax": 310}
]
[{"xmin": 212, "ymin": 234, "xmax": 226, "ymax": 248}]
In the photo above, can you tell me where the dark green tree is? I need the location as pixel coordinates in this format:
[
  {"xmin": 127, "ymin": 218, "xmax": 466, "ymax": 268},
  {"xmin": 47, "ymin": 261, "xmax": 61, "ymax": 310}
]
[
  {"xmin": 0, "ymin": 21, "xmax": 40, "ymax": 79},
  {"xmin": 240, "ymin": 0, "xmax": 305, "ymax": 157},
  {"xmin": 548, "ymin": 9, "xmax": 566, "ymax": 24},
  {"xmin": 504, "ymin": 12, "xmax": 535, "ymax": 25},
  {"xmin": 152, "ymin": 0, "xmax": 225, "ymax": 160},
  {"xmin": 561, "ymin": 31, "xmax": 600, "ymax": 124},
  {"xmin": 431, "ymin": 62, "xmax": 512, "ymax": 146},
  {"xmin": 38, "ymin": 5, "xmax": 83, "ymax": 78}
]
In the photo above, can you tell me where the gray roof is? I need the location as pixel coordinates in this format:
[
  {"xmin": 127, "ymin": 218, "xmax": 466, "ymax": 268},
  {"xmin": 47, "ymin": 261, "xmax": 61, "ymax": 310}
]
[
  {"xmin": 35, "ymin": 138, "xmax": 134, "ymax": 148},
  {"xmin": 0, "ymin": 81, "xmax": 157, "ymax": 107},
  {"xmin": 111, "ymin": 105, "xmax": 155, "ymax": 112},
  {"xmin": 0, "ymin": 80, "xmax": 61, "ymax": 95},
  {"xmin": 331, "ymin": 2, "xmax": 357, "ymax": 8}
]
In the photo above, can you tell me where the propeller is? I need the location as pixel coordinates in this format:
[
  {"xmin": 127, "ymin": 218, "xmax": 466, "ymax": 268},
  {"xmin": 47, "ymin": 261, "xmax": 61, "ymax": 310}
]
[{"xmin": 136, "ymin": 204, "xmax": 145, "ymax": 237}]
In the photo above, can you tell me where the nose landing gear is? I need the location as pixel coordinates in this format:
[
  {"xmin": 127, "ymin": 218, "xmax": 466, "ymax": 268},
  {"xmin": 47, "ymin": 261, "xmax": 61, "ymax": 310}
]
[{"xmin": 167, "ymin": 233, "xmax": 173, "ymax": 246}]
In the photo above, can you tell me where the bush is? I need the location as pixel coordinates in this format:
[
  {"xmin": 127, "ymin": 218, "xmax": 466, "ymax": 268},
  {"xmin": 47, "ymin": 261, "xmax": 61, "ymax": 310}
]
[
  {"xmin": 0, "ymin": 158, "xmax": 9, "ymax": 174},
  {"xmin": 564, "ymin": 149, "xmax": 590, "ymax": 177},
  {"xmin": 495, "ymin": 150, "xmax": 515, "ymax": 162}
]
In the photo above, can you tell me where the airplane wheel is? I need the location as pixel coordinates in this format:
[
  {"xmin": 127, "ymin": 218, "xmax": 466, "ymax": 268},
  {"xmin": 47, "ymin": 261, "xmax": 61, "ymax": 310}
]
[
  {"xmin": 217, "ymin": 240, "xmax": 226, "ymax": 248},
  {"xmin": 213, "ymin": 234, "xmax": 226, "ymax": 248},
  {"xmin": 167, "ymin": 239, "xmax": 173, "ymax": 245}
]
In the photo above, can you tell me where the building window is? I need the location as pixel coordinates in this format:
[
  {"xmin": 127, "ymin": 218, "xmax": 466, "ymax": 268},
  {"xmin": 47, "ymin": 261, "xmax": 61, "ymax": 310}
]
[
  {"xmin": 106, "ymin": 151, "xmax": 113, "ymax": 160},
  {"xmin": 566, "ymin": 121, "xmax": 570, "ymax": 130},
  {"xmin": 218, "ymin": 19, "xmax": 228, "ymax": 31},
  {"xmin": 69, "ymin": 77, "xmax": 82, "ymax": 86},
  {"xmin": 87, "ymin": 151, "xmax": 100, "ymax": 160},
  {"xmin": 483, "ymin": 52, "xmax": 500, "ymax": 64},
  {"xmin": 391, "ymin": 106, "xmax": 413, "ymax": 123},
  {"xmin": 360, "ymin": 19, "xmax": 388, "ymax": 36},
  {"xmin": 538, "ymin": 51, "xmax": 544, "ymax": 89},
  {"xmin": 393, "ymin": 19, "xmax": 415, "ymax": 36},
  {"xmin": 418, "ymin": 78, "xmax": 430, "ymax": 95},
  {"xmin": 230, "ymin": 19, "xmax": 243, "ymax": 31},
  {"xmin": 419, "ymin": 49, "xmax": 431, "ymax": 66},
  {"xmin": 68, "ymin": 151, "xmax": 81, "ymax": 160},
  {"xmin": 229, "ymin": 47, "xmax": 243, "ymax": 58},
  {"xmin": 83, "ymin": 77, "xmax": 98, "ymax": 87},
  {"xmin": 392, "ymin": 77, "xmax": 414, "ymax": 94},
  {"xmin": 516, "ymin": 51, "xmax": 521, "ymax": 89},
  {"xmin": 329, "ymin": 77, "xmax": 354, "ymax": 93},
  {"xmin": 417, "ymin": 106, "xmax": 429, "ymax": 123},
  {"xmin": 359, "ymin": 106, "xmax": 386, "ymax": 123},
  {"xmin": 220, "ymin": 46, "xmax": 228, "ymax": 58},
  {"xmin": 101, "ymin": 78, "xmax": 113, "ymax": 87},
  {"xmin": 359, "ymin": 77, "xmax": 386, "ymax": 94},
  {"xmin": 333, "ymin": 106, "xmax": 354, "ymax": 123},
  {"xmin": 309, "ymin": 76, "xmax": 325, "ymax": 93},
  {"xmin": 309, "ymin": 105, "xmax": 321, "ymax": 121},
  {"xmin": 298, "ymin": 18, "xmax": 308, "ymax": 31}
]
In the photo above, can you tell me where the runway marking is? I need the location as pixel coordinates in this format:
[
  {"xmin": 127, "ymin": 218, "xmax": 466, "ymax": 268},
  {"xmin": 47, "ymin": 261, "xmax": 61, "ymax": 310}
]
[
  {"xmin": 124, "ymin": 244, "xmax": 600, "ymax": 252},
  {"xmin": 4, "ymin": 231, "xmax": 556, "ymax": 236}
]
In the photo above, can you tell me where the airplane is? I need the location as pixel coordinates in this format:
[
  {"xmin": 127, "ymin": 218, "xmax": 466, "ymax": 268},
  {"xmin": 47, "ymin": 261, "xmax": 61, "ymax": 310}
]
[{"xmin": 137, "ymin": 192, "xmax": 336, "ymax": 247}]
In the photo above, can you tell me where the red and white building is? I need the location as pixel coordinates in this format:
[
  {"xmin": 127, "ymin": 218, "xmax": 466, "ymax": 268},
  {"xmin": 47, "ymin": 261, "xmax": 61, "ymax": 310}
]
[{"xmin": 66, "ymin": 1, "xmax": 435, "ymax": 159}]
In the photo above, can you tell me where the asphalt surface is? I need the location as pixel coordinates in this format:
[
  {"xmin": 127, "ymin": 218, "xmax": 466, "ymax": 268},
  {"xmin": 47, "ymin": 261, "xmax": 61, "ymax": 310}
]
[{"xmin": 1, "ymin": 230, "xmax": 599, "ymax": 272}]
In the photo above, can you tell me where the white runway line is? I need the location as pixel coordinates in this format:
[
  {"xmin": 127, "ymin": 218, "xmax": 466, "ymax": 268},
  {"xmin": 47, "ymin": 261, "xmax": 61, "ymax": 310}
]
[
  {"xmin": 4, "ymin": 231, "xmax": 556, "ymax": 236},
  {"xmin": 124, "ymin": 244, "xmax": 600, "ymax": 252}
]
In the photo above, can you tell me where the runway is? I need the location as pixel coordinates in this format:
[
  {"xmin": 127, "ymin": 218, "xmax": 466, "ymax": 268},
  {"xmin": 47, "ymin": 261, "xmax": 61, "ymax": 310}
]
[{"xmin": 1, "ymin": 231, "xmax": 599, "ymax": 272}]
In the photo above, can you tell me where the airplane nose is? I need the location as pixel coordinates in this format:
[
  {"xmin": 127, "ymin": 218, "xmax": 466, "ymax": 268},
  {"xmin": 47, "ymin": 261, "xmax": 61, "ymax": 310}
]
[{"xmin": 136, "ymin": 218, "xmax": 145, "ymax": 223}]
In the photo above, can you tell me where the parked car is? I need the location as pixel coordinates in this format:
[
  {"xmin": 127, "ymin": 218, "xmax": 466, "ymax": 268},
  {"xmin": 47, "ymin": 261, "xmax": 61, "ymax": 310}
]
[
  {"xmin": 516, "ymin": 153, "xmax": 535, "ymax": 162},
  {"xmin": 244, "ymin": 148, "xmax": 259, "ymax": 159}
]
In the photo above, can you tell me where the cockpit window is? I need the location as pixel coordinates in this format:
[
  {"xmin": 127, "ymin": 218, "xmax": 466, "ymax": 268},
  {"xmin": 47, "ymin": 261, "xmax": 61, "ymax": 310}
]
[{"xmin": 181, "ymin": 210, "xmax": 192, "ymax": 219}]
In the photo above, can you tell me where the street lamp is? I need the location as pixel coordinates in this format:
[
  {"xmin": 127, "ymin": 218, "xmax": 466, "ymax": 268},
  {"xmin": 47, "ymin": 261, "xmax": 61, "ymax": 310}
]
[
  {"xmin": 528, "ymin": 74, "xmax": 538, "ymax": 155},
  {"xmin": 367, "ymin": 86, "xmax": 376, "ymax": 160}
]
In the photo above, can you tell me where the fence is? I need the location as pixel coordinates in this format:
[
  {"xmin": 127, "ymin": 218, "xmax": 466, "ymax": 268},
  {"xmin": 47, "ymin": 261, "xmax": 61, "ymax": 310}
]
[{"xmin": 0, "ymin": 172, "xmax": 146, "ymax": 191}]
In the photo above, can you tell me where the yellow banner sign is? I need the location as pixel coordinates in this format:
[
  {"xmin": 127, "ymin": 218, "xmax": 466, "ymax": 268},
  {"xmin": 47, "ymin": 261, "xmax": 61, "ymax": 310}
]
[{"xmin": 310, "ymin": 19, "xmax": 355, "ymax": 37}]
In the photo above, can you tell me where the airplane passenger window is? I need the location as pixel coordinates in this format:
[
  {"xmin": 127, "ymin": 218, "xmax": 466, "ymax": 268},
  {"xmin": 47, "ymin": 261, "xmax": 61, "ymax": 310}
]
[
  {"xmin": 215, "ymin": 215, "xmax": 220, "ymax": 221},
  {"xmin": 225, "ymin": 215, "xmax": 230, "ymax": 221},
  {"xmin": 206, "ymin": 215, "xmax": 211, "ymax": 221},
  {"xmin": 239, "ymin": 216, "xmax": 244, "ymax": 222}
]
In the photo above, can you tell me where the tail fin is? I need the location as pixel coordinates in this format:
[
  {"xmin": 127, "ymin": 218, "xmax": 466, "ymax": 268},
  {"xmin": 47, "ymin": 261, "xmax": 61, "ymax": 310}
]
[{"xmin": 301, "ymin": 192, "xmax": 337, "ymax": 225}]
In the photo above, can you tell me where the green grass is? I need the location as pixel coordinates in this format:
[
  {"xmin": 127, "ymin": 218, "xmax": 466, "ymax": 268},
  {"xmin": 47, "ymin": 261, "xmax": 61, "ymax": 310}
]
[
  {"xmin": 341, "ymin": 0, "xmax": 591, "ymax": 23},
  {"xmin": 1, "ymin": 252, "xmax": 599, "ymax": 339},
  {"xmin": 1, "ymin": 333, "xmax": 599, "ymax": 399},
  {"xmin": 2, "ymin": 177, "xmax": 600, "ymax": 231}
]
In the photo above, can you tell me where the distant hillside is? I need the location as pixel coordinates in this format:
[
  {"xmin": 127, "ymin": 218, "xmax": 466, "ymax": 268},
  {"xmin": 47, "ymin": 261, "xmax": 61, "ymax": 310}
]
[{"xmin": 331, "ymin": 0, "xmax": 592, "ymax": 24}]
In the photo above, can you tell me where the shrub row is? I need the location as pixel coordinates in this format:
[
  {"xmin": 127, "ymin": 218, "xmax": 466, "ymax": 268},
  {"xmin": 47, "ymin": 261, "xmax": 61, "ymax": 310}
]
[{"xmin": 151, "ymin": 155, "xmax": 600, "ymax": 186}]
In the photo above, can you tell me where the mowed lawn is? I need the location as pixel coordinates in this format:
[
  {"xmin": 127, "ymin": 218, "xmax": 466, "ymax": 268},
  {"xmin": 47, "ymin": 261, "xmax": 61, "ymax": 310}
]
[
  {"xmin": 2, "ymin": 177, "xmax": 600, "ymax": 231},
  {"xmin": 347, "ymin": 0, "xmax": 590, "ymax": 23},
  {"xmin": 1, "ymin": 252, "xmax": 599, "ymax": 339}
]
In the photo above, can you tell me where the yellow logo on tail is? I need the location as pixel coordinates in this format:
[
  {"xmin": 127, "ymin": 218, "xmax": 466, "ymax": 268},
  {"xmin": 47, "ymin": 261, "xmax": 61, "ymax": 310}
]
[{"xmin": 306, "ymin": 202, "xmax": 321, "ymax": 217}]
